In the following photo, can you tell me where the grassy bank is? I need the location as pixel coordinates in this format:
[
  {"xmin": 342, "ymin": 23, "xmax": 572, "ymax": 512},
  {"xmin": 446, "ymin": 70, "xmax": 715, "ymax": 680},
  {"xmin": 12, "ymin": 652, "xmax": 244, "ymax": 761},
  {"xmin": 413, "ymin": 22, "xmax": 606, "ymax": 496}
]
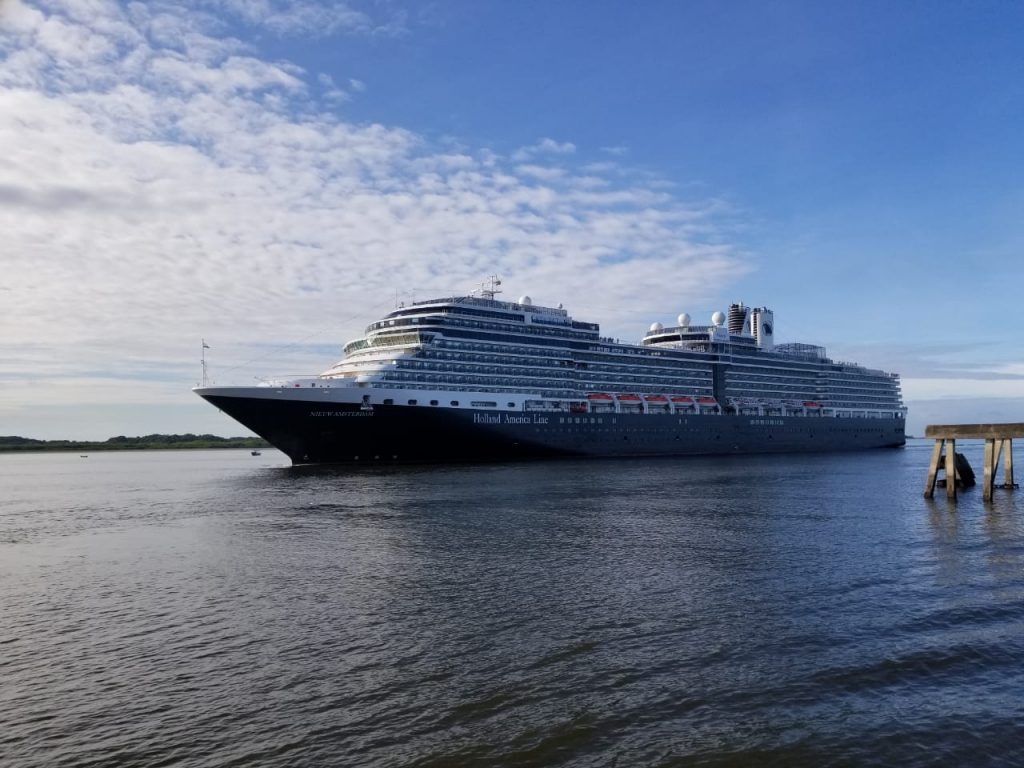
[{"xmin": 0, "ymin": 434, "xmax": 270, "ymax": 453}]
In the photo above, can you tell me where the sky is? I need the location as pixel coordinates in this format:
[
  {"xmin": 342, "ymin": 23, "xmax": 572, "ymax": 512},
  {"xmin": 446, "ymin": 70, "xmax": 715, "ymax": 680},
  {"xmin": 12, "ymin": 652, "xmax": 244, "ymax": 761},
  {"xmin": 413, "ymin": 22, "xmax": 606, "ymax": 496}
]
[{"xmin": 1, "ymin": 0, "xmax": 1023, "ymax": 440}]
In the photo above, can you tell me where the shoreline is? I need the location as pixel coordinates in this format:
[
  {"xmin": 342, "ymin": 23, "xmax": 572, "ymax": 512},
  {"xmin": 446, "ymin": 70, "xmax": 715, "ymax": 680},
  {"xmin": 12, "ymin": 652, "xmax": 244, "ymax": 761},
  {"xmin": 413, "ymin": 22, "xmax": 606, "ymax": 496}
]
[{"xmin": 0, "ymin": 435, "xmax": 269, "ymax": 454}]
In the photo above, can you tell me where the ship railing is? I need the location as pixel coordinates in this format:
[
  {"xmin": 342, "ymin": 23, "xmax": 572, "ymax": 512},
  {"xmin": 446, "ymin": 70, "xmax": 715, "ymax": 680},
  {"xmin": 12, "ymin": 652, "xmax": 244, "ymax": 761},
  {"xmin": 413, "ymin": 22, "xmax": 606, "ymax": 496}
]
[{"xmin": 418, "ymin": 295, "xmax": 571, "ymax": 317}]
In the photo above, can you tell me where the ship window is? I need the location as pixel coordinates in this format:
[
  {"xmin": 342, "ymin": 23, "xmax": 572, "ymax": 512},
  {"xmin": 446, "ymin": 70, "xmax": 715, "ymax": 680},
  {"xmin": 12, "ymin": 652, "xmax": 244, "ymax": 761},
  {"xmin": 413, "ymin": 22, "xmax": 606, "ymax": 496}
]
[
  {"xmin": 507, "ymin": 402, "xmax": 515, "ymax": 408},
  {"xmin": 451, "ymin": 400, "xmax": 459, "ymax": 406},
  {"xmin": 408, "ymin": 399, "xmax": 417, "ymax": 405},
  {"xmin": 430, "ymin": 400, "xmax": 439, "ymax": 406},
  {"xmin": 383, "ymin": 399, "xmax": 394, "ymax": 405}
]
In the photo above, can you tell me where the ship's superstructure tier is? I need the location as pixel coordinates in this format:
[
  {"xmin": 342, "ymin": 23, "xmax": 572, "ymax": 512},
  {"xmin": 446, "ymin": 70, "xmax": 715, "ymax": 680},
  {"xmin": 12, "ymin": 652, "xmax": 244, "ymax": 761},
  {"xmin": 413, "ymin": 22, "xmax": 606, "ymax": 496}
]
[{"xmin": 316, "ymin": 294, "xmax": 905, "ymax": 420}]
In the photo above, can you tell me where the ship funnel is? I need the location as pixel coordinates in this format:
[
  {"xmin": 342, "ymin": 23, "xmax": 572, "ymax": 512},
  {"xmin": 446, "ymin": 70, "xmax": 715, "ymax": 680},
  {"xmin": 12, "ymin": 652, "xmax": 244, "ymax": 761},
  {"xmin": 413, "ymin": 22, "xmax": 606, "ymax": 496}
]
[
  {"xmin": 728, "ymin": 303, "xmax": 751, "ymax": 335},
  {"xmin": 751, "ymin": 307, "xmax": 774, "ymax": 351}
]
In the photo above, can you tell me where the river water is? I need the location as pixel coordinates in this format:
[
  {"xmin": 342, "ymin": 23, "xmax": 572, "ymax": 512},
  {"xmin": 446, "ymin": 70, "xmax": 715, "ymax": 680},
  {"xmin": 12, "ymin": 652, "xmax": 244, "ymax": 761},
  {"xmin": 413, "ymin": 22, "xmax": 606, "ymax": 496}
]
[{"xmin": 2, "ymin": 442, "xmax": 1023, "ymax": 767}]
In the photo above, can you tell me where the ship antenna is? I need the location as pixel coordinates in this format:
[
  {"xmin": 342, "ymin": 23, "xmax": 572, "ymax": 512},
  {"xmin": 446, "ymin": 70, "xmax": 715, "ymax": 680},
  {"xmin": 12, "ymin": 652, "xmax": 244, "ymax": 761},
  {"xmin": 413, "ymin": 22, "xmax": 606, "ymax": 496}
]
[
  {"xmin": 201, "ymin": 339, "xmax": 210, "ymax": 386},
  {"xmin": 481, "ymin": 275, "xmax": 502, "ymax": 299}
]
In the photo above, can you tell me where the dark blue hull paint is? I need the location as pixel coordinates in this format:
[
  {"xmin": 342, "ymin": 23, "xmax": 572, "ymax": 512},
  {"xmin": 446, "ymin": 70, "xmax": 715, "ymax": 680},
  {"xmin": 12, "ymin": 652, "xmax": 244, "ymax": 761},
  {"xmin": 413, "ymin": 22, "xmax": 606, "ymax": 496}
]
[{"xmin": 203, "ymin": 394, "xmax": 906, "ymax": 465}]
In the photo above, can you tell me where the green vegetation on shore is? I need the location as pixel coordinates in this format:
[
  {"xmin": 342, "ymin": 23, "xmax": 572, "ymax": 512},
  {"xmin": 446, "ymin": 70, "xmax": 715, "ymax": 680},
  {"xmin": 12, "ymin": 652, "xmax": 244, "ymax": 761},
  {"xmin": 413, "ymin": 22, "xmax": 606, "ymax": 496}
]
[{"xmin": 0, "ymin": 434, "xmax": 270, "ymax": 453}]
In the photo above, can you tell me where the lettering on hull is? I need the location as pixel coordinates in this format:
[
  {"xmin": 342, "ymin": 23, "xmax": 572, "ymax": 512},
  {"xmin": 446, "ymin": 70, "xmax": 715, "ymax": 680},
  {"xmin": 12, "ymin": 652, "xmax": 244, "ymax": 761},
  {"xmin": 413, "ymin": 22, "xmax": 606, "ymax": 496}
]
[
  {"xmin": 310, "ymin": 411, "xmax": 373, "ymax": 417},
  {"xmin": 473, "ymin": 413, "xmax": 549, "ymax": 425}
]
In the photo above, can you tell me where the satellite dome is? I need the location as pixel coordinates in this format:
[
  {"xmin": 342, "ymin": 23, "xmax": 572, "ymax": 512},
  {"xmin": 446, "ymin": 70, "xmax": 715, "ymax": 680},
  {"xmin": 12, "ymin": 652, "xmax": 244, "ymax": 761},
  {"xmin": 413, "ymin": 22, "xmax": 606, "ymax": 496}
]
[
  {"xmin": 519, "ymin": 295, "xmax": 532, "ymax": 306},
  {"xmin": 677, "ymin": 313, "xmax": 690, "ymax": 327},
  {"xmin": 711, "ymin": 311, "xmax": 726, "ymax": 327},
  {"xmin": 649, "ymin": 322, "xmax": 664, "ymax": 333}
]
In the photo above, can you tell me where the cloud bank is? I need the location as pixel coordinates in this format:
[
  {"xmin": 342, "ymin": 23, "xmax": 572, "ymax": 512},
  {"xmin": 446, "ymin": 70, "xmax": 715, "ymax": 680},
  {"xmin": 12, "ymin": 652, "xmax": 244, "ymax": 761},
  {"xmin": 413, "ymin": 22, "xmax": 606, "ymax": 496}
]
[{"xmin": 1, "ymin": 0, "xmax": 748, "ymax": 437}]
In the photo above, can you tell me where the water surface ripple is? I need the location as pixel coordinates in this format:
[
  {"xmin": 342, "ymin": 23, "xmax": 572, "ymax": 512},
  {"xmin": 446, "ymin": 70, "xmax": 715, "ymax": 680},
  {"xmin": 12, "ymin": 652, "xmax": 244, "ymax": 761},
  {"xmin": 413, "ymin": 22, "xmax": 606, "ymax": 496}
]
[{"xmin": 3, "ymin": 443, "xmax": 1024, "ymax": 766}]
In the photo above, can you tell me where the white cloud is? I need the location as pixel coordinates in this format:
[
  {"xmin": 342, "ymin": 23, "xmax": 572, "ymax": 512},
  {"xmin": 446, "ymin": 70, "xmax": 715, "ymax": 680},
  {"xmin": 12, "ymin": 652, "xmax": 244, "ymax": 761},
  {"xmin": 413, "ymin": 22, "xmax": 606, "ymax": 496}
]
[
  {"xmin": 511, "ymin": 137, "xmax": 577, "ymax": 162},
  {"xmin": 145, "ymin": 53, "xmax": 304, "ymax": 97},
  {"xmin": 0, "ymin": 0, "xmax": 749, "ymax": 436},
  {"xmin": 515, "ymin": 164, "xmax": 566, "ymax": 182},
  {"xmin": 196, "ymin": 0, "xmax": 405, "ymax": 38},
  {"xmin": 535, "ymin": 137, "xmax": 575, "ymax": 154},
  {"xmin": 988, "ymin": 362, "xmax": 1024, "ymax": 377},
  {"xmin": 904, "ymin": 397, "xmax": 1024, "ymax": 437},
  {"xmin": 902, "ymin": 378, "xmax": 1024, "ymax": 401}
]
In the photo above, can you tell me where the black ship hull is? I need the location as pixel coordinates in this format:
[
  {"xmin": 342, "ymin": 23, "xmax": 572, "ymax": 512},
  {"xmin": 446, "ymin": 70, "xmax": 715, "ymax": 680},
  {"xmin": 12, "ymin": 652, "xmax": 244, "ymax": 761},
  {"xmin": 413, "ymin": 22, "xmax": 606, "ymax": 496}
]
[{"xmin": 201, "ymin": 393, "xmax": 905, "ymax": 465}]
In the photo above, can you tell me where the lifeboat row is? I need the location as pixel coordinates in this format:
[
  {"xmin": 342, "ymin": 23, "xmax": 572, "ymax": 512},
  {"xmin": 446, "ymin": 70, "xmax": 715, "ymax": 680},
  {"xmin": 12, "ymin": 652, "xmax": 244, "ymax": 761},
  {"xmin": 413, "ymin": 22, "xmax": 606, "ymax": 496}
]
[
  {"xmin": 586, "ymin": 392, "xmax": 719, "ymax": 403},
  {"xmin": 583, "ymin": 393, "xmax": 828, "ymax": 414},
  {"xmin": 588, "ymin": 393, "xmax": 827, "ymax": 406},
  {"xmin": 584, "ymin": 393, "xmax": 721, "ymax": 412}
]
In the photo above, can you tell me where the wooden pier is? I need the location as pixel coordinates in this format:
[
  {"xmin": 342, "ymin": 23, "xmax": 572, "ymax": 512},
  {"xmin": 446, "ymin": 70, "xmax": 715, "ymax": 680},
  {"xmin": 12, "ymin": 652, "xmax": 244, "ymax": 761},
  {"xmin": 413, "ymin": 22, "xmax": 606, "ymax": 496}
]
[{"xmin": 924, "ymin": 423, "xmax": 1022, "ymax": 501}]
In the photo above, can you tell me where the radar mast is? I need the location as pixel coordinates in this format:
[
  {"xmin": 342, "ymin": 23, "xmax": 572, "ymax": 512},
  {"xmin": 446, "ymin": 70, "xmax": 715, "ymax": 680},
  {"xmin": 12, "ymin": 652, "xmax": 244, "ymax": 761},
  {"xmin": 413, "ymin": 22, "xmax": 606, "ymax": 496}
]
[{"xmin": 480, "ymin": 275, "xmax": 503, "ymax": 299}]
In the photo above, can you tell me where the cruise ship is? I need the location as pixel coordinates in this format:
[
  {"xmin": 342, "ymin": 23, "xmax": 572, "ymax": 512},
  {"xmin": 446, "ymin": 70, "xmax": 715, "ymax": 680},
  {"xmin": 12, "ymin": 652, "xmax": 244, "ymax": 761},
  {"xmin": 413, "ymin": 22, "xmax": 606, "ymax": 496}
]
[{"xmin": 194, "ymin": 279, "xmax": 906, "ymax": 464}]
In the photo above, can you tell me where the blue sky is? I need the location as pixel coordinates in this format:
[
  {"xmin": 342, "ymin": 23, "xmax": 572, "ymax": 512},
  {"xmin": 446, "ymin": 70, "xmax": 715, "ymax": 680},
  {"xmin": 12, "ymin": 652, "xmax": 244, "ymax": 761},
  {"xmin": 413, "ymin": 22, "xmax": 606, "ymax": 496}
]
[{"xmin": 1, "ymin": 0, "xmax": 1023, "ymax": 439}]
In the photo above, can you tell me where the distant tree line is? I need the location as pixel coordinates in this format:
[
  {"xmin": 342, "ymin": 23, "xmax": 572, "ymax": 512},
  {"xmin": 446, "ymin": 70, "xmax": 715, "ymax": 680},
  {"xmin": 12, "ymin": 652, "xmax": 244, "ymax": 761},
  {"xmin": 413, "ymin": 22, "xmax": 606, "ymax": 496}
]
[{"xmin": 0, "ymin": 434, "xmax": 269, "ymax": 452}]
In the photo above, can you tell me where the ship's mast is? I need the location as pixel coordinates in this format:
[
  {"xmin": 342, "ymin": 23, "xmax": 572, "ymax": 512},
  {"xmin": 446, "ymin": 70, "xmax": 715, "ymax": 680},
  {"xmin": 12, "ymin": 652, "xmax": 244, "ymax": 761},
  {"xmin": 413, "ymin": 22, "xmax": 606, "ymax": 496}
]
[
  {"xmin": 480, "ymin": 275, "xmax": 502, "ymax": 299},
  {"xmin": 201, "ymin": 339, "xmax": 210, "ymax": 386}
]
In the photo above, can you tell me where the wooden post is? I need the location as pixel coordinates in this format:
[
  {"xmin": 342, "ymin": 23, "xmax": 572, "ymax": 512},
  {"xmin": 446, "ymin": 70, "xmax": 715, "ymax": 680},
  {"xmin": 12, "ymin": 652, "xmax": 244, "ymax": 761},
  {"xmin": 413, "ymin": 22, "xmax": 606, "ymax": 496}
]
[
  {"xmin": 945, "ymin": 438, "xmax": 957, "ymax": 499},
  {"xmin": 1006, "ymin": 439, "xmax": 1014, "ymax": 486},
  {"xmin": 983, "ymin": 439, "xmax": 995, "ymax": 502},
  {"xmin": 924, "ymin": 439, "xmax": 944, "ymax": 498}
]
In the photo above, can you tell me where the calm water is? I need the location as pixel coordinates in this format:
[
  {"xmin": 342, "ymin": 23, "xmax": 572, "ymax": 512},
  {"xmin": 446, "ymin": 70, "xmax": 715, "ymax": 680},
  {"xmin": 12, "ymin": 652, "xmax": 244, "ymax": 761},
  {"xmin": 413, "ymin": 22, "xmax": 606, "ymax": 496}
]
[{"xmin": 2, "ymin": 442, "xmax": 1024, "ymax": 767}]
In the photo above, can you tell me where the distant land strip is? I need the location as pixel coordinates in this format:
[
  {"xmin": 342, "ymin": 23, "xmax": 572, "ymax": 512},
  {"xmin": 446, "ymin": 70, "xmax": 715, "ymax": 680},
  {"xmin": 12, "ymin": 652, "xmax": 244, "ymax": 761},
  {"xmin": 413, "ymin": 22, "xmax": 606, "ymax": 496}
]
[{"xmin": 0, "ymin": 434, "xmax": 270, "ymax": 453}]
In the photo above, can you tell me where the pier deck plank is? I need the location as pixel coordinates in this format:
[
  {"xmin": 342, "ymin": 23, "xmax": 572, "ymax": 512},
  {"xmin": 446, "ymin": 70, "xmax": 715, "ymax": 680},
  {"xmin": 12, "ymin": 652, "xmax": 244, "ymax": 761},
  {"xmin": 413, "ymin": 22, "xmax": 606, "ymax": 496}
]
[{"xmin": 925, "ymin": 423, "xmax": 1024, "ymax": 439}]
